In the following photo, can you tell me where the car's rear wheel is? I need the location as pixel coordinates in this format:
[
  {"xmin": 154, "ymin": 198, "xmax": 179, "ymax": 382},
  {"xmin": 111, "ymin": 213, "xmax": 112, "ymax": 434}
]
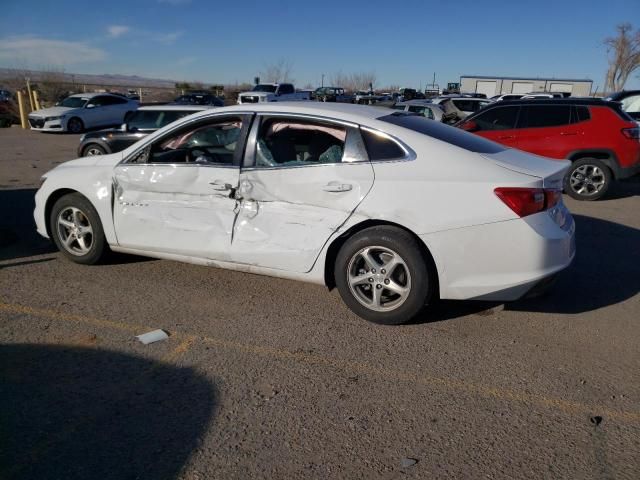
[
  {"xmin": 564, "ymin": 158, "xmax": 611, "ymax": 201},
  {"xmin": 50, "ymin": 193, "xmax": 107, "ymax": 264},
  {"xmin": 66, "ymin": 117, "xmax": 84, "ymax": 134},
  {"xmin": 82, "ymin": 144, "xmax": 106, "ymax": 156},
  {"xmin": 334, "ymin": 226, "xmax": 434, "ymax": 325}
]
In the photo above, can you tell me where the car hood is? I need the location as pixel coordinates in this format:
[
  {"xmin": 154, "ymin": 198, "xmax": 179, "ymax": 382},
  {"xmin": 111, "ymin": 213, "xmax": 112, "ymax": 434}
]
[
  {"xmin": 483, "ymin": 149, "xmax": 570, "ymax": 189},
  {"xmin": 52, "ymin": 153, "xmax": 123, "ymax": 170},
  {"xmin": 29, "ymin": 106, "xmax": 77, "ymax": 117}
]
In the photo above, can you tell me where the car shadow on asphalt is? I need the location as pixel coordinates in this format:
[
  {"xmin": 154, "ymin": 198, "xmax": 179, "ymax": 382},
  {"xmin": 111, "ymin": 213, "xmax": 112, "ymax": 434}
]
[
  {"xmin": 0, "ymin": 344, "xmax": 217, "ymax": 480},
  {"xmin": 601, "ymin": 175, "xmax": 640, "ymax": 200},
  {"xmin": 506, "ymin": 213, "xmax": 639, "ymax": 314}
]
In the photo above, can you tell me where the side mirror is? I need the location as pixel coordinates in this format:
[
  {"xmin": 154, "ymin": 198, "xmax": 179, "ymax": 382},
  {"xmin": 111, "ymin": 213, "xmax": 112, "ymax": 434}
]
[{"xmin": 460, "ymin": 120, "xmax": 478, "ymax": 132}]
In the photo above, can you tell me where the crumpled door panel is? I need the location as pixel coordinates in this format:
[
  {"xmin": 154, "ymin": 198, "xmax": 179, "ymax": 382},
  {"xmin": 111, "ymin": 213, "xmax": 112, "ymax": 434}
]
[{"xmin": 231, "ymin": 163, "xmax": 374, "ymax": 273}]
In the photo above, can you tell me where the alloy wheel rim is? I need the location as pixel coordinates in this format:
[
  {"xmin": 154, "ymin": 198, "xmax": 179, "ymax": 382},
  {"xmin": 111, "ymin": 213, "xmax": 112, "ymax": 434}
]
[
  {"xmin": 85, "ymin": 147, "xmax": 103, "ymax": 156},
  {"xmin": 57, "ymin": 207, "xmax": 93, "ymax": 256},
  {"xmin": 347, "ymin": 246, "xmax": 412, "ymax": 312},
  {"xmin": 569, "ymin": 164, "xmax": 606, "ymax": 196}
]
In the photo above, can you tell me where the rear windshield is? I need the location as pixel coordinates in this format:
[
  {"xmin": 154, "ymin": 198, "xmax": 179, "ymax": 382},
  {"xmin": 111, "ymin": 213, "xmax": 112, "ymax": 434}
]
[{"xmin": 378, "ymin": 113, "xmax": 506, "ymax": 154}]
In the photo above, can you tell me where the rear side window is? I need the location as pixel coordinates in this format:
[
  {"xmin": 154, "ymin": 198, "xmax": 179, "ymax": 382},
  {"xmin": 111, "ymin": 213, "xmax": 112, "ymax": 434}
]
[
  {"xmin": 571, "ymin": 106, "xmax": 591, "ymax": 123},
  {"xmin": 518, "ymin": 105, "xmax": 571, "ymax": 128},
  {"xmin": 361, "ymin": 129, "xmax": 406, "ymax": 160},
  {"xmin": 473, "ymin": 106, "xmax": 519, "ymax": 131},
  {"xmin": 378, "ymin": 113, "xmax": 506, "ymax": 154}
]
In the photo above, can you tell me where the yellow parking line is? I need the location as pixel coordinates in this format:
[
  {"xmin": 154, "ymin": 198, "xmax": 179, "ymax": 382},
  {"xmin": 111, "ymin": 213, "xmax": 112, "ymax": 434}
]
[{"xmin": 2, "ymin": 301, "xmax": 639, "ymax": 424}]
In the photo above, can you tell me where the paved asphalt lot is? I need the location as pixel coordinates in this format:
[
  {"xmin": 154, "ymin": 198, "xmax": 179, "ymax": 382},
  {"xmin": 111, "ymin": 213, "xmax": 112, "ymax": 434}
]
[{"xmin": 1, "ymin": 126, "xmax": 639, "ymax": 479}]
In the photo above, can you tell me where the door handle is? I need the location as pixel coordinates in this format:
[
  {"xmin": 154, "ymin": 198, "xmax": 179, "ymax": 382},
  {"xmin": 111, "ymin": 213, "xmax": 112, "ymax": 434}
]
[
  {"xmin": 323, "ymin": 182, "xmax": 352, "ymax": 192},
  {"xmin": 560, "ymin": 132, "xmax": 577, "ymax": 136},
  {"xmin": 209, "ymin": 180, "xmax": 232, "ymax": 191},
  {"xmin": 498, "ymin": 135, "xmax": 515, "ymax": 140}
]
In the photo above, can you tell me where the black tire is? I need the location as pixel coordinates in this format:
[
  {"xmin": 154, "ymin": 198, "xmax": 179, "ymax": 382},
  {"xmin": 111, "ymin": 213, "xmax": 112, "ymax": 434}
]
[
  {"xmin": 82, "ymin": 143, "xmax": 106, "ymax": 156},
  {"xmin": 50, "ymin": 193, "xmax": 107, "ymax": 265},
  {"xmin": 66, "ymin": 117, "xmax": 84, "ymax": 134},
  {"xmin": 563, "ymin": 158, "xmax": 612, "ymax": 201},
  {"xmin": 334, "ymin": 226, "xmax": 435, "ymax": 325}
]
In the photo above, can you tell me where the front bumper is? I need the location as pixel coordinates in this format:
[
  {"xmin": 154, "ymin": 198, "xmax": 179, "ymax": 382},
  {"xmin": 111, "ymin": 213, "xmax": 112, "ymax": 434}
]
[
  {"xmin": 28, "ymin": 117, "xmax": 65, "ymax": 132},
  {"xmin": 420, "ymin": 205, "xmax": 575, "ymax": 302}
]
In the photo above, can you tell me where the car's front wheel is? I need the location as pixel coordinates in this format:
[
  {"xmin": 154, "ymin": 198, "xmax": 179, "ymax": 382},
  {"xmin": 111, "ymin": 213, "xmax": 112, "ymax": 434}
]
[
  {"xmin": 50, "ymin": 193, "xmax": 107, "ymax": 264},
  {"xmin": 564, "ymin": 158, "xmax": 611, "ymax": 201},
  {"xmin": 66, "ymin": 117, "xmax": 84, "ymax": 134},
  {"xmin": 334, "ymin": 226, "xmax": 434, "ymax": 325}
]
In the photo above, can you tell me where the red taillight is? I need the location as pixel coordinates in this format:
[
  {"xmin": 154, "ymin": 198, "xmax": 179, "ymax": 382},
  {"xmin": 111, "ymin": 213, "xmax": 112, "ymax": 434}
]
[
  {"xmin": 494, "ymin": 187, "xmax": 560, "ymax": 217},
  {"xmin": 622, "ymin": 127, "xmax": 640, "ymax": 139}
]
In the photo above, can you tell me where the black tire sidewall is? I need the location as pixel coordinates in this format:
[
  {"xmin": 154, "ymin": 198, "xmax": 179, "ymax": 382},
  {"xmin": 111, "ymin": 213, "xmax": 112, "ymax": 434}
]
[
  {"xmin": 50, "ymin": 193, "xmax": 107, "ymax": 265},
  {"xmin": 334, "ymin": 226, "xmax": 433, "ymax": 325},
  {"xmin": 564, "ymin": 158, "xmax": 611, "ymax": 201},
  {"xmin": 67, "ymin": 117, "xmax": 84, "ymax": 134}
]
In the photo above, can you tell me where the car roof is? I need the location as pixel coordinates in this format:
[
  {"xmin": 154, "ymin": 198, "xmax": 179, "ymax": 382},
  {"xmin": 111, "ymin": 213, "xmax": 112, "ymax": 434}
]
[
  {"xmin": 484, "ymin": 98, "xmax": 617, "ymax": 106},
  {"xmin": 67, "ymin": 92, "xmax": 131, "ymax": 99},
  {"xmin": 183, "ymin": 102, "xmax": 396, "ymax": 124},
  {"xmin": 138, "ymin": 105, "xmax": 211, "ymax": 112}
]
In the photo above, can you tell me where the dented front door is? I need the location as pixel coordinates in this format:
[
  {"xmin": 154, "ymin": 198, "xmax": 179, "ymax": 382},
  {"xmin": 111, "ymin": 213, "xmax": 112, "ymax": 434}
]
[{"xmin": 113, "ymin": 163, "xmax": 239, "ymax": 258}]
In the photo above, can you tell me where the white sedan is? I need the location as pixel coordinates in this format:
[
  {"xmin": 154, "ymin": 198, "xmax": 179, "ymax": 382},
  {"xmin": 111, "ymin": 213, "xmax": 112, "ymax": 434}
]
[
  {"xmin": 34, "ymin": 103, "xmax": 575, "ymax": 324},
  {"xmin": 28, "ymin": 93, "xmax": 138, "ymax": 133}
]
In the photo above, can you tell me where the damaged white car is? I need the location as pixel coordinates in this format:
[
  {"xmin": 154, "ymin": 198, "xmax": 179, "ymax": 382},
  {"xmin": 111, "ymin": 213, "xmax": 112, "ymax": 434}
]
[{"xmin": 35, "ymin": 103, "xmax": 575, "ymax": 324}]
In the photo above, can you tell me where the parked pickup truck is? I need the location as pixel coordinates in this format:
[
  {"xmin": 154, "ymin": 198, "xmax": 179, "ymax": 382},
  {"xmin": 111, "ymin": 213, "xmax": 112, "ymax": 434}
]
[{"xmin": 237, "ymin": 83, "xmax": 310, "ymax": 104}]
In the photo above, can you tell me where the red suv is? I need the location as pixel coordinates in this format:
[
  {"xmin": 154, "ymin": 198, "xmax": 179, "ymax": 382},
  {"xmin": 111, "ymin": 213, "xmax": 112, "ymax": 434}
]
[{"xmin": 457, "ymin": 99, "xmax": 640, "ymax": 200}]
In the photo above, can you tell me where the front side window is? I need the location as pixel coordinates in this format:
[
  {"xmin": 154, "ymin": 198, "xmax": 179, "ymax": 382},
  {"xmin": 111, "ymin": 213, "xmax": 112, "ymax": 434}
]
[
  {"xmin": 130, "ymin": 116, "xmax": 243, "ymax": 165},
  {"xmin": 473, "ymin": 106, "xmax": 519, "ymax": 131},
  {"xmin": 255, "ymin": 118, "xmax": 346, "ymax": 167},
  {"xmin": 408, "ymin": 105, "xmax": 434, "ymax": 120},
  {"xmin": 279, "ymin": 84, "xmax": 295, "ymax": 95},
  {"xmin": 518, "ymin": 105, "xmax": 571, "ymax": 128}
]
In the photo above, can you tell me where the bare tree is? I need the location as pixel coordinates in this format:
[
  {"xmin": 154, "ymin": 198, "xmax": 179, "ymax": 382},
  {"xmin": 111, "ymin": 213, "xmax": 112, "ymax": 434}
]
[
  {"xmin": 604, "ymin": 23, "xmax": 640, "ymax": 92},
  {"xmin": 260, "ymin": 59, "xmax": 295, "ymax": 83},
  {"xmin": 38, "ymin": 67, "xmax": 70, "ymax": 104},
  {"xmin": 330, "ymin": 71, "xmax": 377, "ymax": 92}
]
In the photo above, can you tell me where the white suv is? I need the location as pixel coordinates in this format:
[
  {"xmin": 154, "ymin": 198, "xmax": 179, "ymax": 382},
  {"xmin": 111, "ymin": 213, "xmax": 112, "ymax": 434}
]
[{"xmin": 28, "ymin": 93, "xmax": 139, "ymax": 133}]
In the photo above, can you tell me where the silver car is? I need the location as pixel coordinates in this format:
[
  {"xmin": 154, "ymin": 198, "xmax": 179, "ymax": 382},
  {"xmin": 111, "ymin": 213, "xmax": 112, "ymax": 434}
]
[{"xmin": 392, "ymin": 101, "xmax": 445, "ymax": 122}]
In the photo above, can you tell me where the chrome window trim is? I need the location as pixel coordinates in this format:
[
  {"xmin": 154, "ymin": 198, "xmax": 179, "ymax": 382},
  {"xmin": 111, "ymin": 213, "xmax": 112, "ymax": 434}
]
[{"xmin": 119, "ymin": 111, "xmax": 254, "ymax": 166}]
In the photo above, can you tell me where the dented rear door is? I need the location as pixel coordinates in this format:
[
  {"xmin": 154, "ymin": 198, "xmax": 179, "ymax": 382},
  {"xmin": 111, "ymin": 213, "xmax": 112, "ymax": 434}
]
[{"xmin": 229, "ymin": 116, "xmax": 374, "ymax": 273}]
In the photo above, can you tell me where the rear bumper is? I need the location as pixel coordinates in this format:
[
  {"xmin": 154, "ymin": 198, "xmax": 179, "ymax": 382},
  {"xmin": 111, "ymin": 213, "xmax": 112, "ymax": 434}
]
[
  {"xmin": 420, "ymin": 206, "xmax": 575, "ymax": 302},
  {"xmin": 613, "ymin": 160, "xmax": 640, "ymax": 179}
]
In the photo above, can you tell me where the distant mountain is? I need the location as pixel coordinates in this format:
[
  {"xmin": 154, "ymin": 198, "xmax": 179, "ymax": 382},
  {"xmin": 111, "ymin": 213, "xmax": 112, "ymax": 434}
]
[{"xmin": 0, "ymin": 68, "xmax": 184, "ymax": 88}]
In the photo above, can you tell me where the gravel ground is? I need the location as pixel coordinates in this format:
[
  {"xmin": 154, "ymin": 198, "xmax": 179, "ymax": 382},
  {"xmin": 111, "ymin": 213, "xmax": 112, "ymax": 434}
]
[{"xmin": 1, "ymin": 126, "xmax": 639, "ymax": 479}]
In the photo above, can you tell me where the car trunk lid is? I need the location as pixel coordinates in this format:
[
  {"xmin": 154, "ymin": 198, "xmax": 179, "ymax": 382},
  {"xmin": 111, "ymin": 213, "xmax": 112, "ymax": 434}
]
[{"xmin": 482, "ymin": 148, "xmax": 569, "ymax": 189}]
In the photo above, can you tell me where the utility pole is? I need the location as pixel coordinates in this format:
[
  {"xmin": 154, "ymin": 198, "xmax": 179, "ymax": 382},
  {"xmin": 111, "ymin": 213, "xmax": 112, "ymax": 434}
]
[{"xmin": 321, "ymin": 74, "xmax": 325, "ymax": 87}]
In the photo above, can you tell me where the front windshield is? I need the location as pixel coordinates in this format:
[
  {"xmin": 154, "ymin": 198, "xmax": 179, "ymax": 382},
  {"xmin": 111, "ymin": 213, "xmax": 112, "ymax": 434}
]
[
  {"xmin": 128, "ymin": 110, "xmax": 191, "ymax": 130},
  {"xmin": 60, "ymin": 97, "xmax": 88, "ymax": 108},
  {"xmin": 252, "ymin": 84, "xmax": 277, "ymax": 93}
]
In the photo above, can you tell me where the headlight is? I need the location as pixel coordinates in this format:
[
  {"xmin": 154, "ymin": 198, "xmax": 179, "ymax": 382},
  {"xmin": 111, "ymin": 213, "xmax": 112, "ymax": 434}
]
[
  {"xmin": 38, "ymin": 175, "xmax": 47, "ymax": 189},
  {"xmin": 45, "ymin": 116, "xmax": 61, "ymax": 121}
]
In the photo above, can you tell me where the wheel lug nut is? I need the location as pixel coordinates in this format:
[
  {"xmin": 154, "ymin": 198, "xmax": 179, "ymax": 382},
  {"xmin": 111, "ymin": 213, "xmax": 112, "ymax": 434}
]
[
  {"xmin": 371, "ymin": 268, "xmax": 376, "ymax": 273},
  {"xmin": 368, "ymin": 278, "xmax": 373, "ymax": 282},
  {"xmin": 376, "ymin": 284, "xmax": 382, "ymax": 289},
  {"xmin": 384, "ymin": 279, "xmax": 390, "ymax": 285},
  {"xmin": 381, "ymin": 269, "xmax": 386, "ymax": 274}
]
